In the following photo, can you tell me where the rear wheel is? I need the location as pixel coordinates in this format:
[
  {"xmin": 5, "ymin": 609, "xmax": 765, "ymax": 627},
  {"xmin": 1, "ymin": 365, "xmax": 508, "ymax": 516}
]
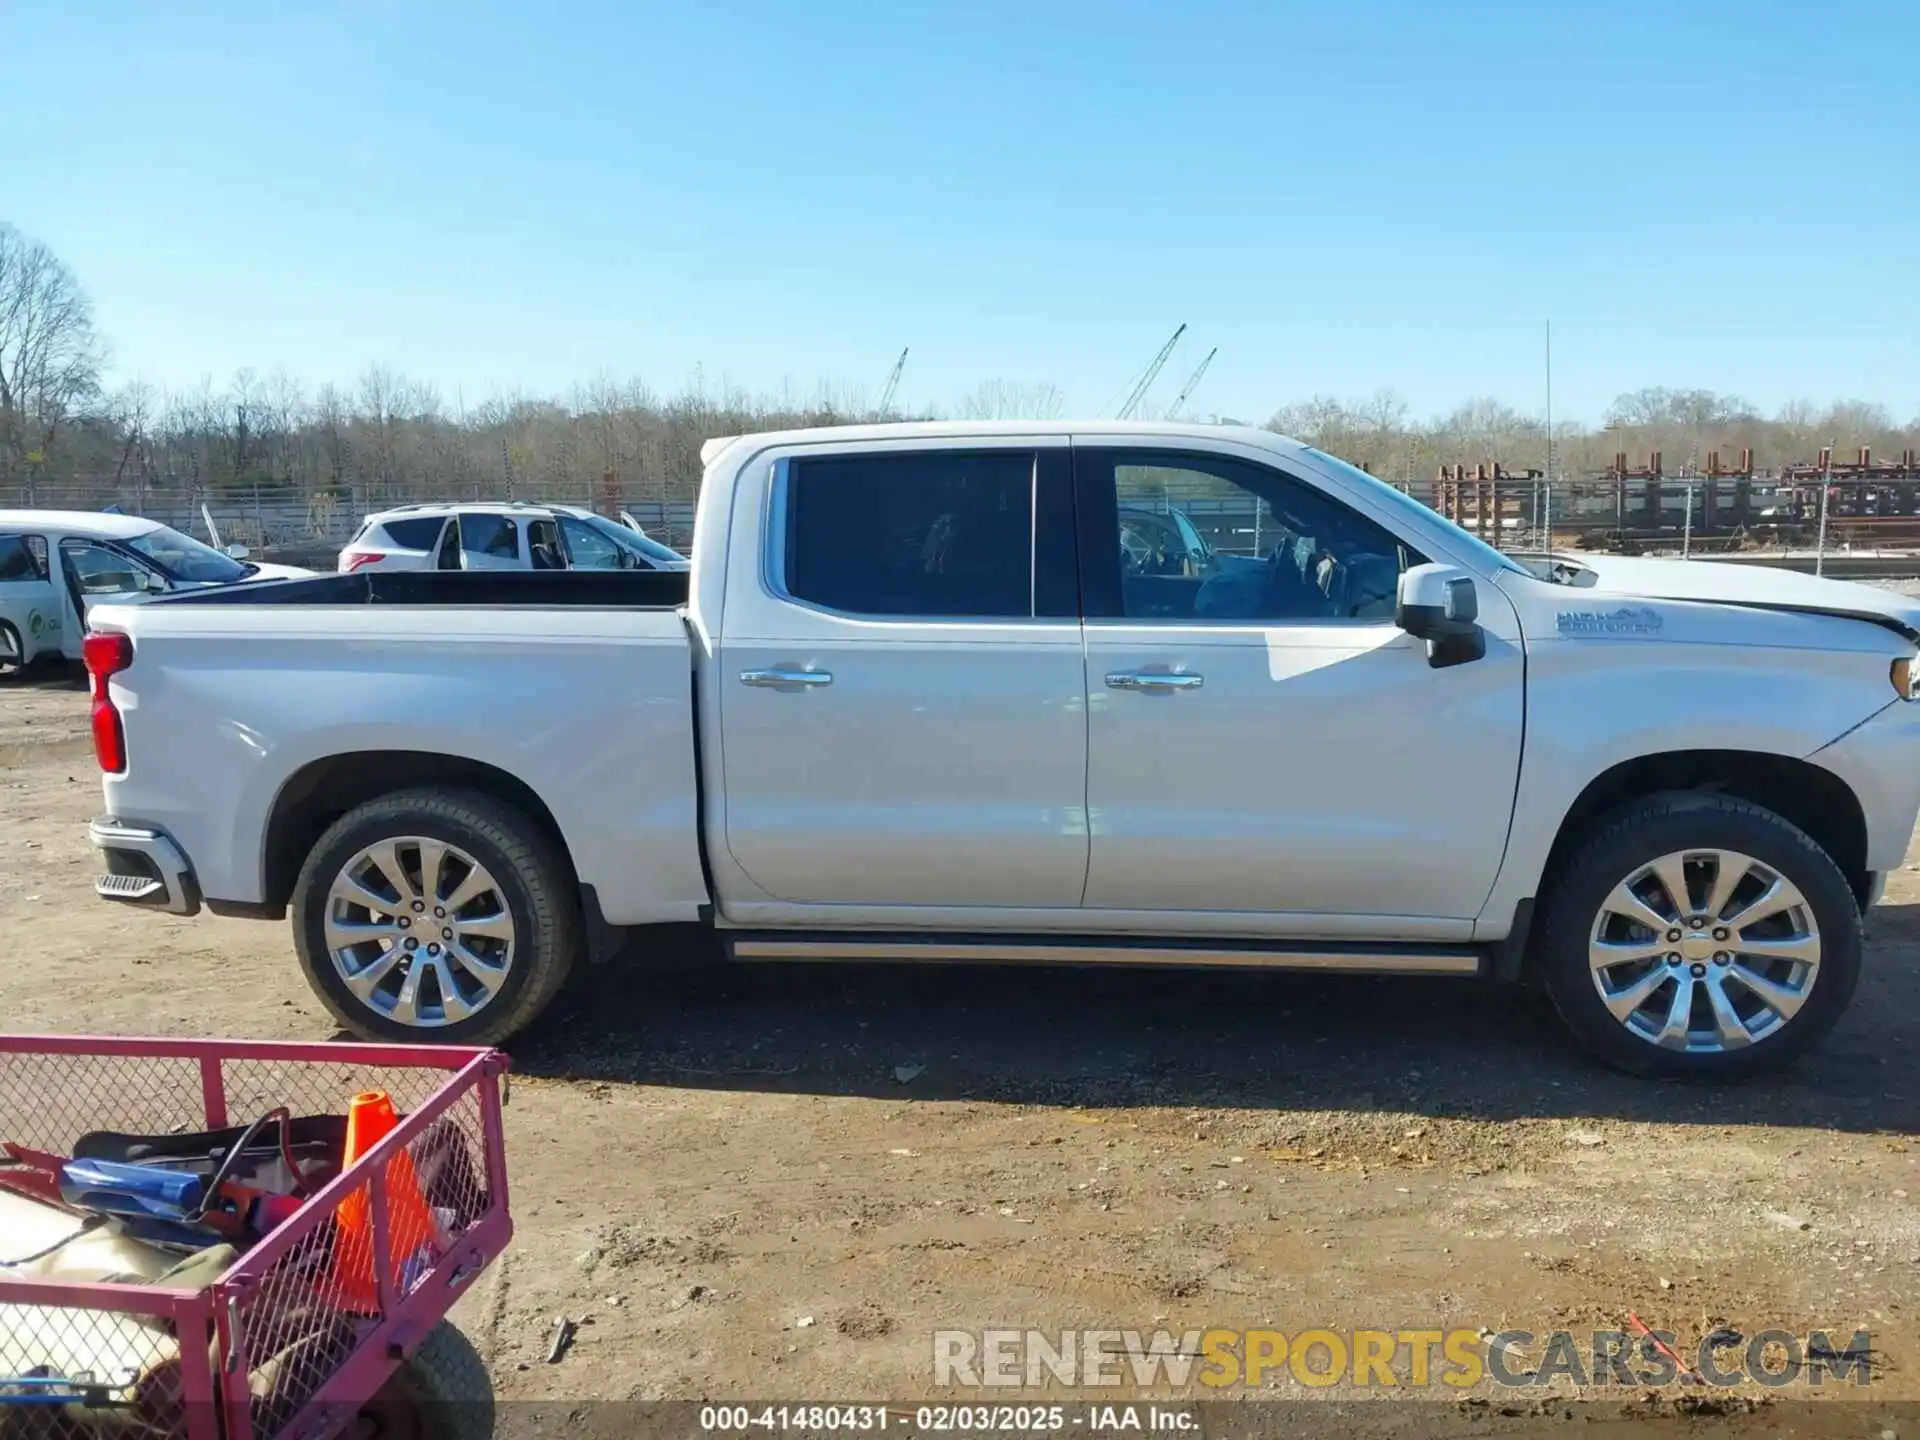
[
  {"xmin": 1535, "ymin": 792, "xmax": 1861, "ymax": 1079},
  {"xmin": 293, "ymin": 788, "xmax": 580, "ymax": 1044}
]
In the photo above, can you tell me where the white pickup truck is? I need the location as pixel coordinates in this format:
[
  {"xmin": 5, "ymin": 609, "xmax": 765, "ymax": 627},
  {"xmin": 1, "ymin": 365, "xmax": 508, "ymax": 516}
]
[{"xmin": 83, "ymin": 422, "xmax": 1920, "ymax": 1078}]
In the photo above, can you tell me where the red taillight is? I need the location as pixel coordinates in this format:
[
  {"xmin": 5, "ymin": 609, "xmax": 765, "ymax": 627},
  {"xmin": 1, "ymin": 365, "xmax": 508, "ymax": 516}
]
[
  {"xmin": 340, "ymin": 549, "xmax": 381, "ymax": 572},
  {"xmin": 83, "ymin": 632, "xmax": 133, "ymax": 774}
]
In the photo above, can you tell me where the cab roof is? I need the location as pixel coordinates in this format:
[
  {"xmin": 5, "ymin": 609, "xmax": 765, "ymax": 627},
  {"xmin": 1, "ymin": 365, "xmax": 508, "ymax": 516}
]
[{"xmin": 0, "ymin": 510, "xmax": 164, "ymax": 539}]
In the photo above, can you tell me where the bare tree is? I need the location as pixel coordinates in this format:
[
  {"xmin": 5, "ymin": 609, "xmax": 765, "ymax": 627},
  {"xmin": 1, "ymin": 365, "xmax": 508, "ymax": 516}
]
[
  {"xmin": 0, "ymin": 223, "xmax": 104, "ymax": 500},
  {"xmin": 953, "ymin": 379, "xmax": 1065, "ymax": 421}
]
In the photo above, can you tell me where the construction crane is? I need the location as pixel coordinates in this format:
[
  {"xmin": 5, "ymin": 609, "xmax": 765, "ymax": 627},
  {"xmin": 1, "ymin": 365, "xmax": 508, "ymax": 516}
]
[
  {"xmin": 1167, "ymin": 346, "xmax": 1217, "ymax": 418},
  {"xmin": 876, "ymin": 348, "xmax": 908, "ymax": 414},
  {"xmin": 1115, "ymin": 323, "xmax": 1186, "ymax": 419}
]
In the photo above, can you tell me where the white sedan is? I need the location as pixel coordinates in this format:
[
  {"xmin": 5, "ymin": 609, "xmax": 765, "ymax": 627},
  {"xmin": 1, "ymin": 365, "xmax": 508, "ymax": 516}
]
[{"xmin": 0, "ymin": 510, "xmax": 310, "ymax": 673}]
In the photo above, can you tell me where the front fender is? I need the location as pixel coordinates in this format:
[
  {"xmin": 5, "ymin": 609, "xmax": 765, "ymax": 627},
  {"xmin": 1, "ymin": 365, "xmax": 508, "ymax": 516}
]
[{"xmin": 1476, "ymin": 615, "xmax": 1900, "ymax": 938}]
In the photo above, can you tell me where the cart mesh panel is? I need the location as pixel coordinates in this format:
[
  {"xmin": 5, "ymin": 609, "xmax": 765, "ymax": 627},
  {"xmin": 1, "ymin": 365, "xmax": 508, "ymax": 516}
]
[
  {"xmin": 0, "ymin": 1300, "xmax": 189, "ymax": 1439},
  {"xmin": 0, "ymin": 1041, "xmax": 504, "ymax": 1440}
]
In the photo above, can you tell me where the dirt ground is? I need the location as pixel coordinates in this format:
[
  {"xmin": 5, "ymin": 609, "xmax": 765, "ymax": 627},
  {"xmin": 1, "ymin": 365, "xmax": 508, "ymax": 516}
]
[{"xmin": 4, "ymin": 671, "xmax": 1919, "ymax": 1435}]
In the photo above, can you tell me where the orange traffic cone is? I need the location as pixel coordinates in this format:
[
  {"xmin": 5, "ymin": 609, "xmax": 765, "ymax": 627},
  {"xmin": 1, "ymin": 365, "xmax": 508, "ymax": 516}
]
[{"xmin": 333, "ymin": 1090, "xmax": 439, "ymax": 1314}]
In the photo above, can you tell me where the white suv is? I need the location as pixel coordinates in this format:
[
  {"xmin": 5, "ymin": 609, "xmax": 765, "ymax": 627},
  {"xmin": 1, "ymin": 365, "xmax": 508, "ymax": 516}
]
[{"xmin": 337, "ymin": 502, "xmax": 689, "ymax": 574}]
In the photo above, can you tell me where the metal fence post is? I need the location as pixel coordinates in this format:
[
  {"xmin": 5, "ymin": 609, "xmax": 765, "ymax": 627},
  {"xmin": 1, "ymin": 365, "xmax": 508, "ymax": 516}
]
[
  {"xmin": 1816, "ymin": 452, "xmax": 1832, "ymax": 577},
  {"xmin": 1683, "ymin": 480, "xmax": 1693, "ymax": 559}
]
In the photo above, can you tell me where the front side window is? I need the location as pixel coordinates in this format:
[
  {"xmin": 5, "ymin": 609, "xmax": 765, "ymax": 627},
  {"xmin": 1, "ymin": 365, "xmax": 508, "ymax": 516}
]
[
  {"xmin": 1082, "ymin": 450, "xmax": 1423, "ymax": 622},
  {"xmin": 122, "ymin": 526, "xmax": 248, "ymax": 583},
  {"xmin": 559, "ymin": 516, "xmax": 626, "ymax": 570},
  {"xmin": 592, "ymin": 517, "xmax": 685, "ymax": 568},
  {"xmin": 783, "ymin": 451, "xmax": 1035, "ymax": 618},
  {"xmin": 62, "ymin": 540, "xmax": 157, "ymax": 596}
]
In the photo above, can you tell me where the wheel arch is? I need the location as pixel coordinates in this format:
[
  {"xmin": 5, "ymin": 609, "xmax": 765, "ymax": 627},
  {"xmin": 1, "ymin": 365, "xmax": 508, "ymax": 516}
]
[
  {"xmin": 262, "ymin": 750, "xmax": 577, "ymax": 913},
  {"xmin": 1542, "ymin": 749, "xmax": 1871, "ymax": 913}
]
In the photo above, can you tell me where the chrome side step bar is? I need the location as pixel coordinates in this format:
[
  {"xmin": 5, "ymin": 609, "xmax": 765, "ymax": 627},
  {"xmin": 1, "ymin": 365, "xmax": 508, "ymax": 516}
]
[{"xmin": 726, "ymin": 935, "xmax": 1482, "ymax": 977}]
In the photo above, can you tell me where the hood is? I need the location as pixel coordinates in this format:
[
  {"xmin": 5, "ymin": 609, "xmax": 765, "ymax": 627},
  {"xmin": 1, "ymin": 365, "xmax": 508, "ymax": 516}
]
[{"xmin": 1539, "ymin": 552, "xmax": 1920, "ymax": 641}]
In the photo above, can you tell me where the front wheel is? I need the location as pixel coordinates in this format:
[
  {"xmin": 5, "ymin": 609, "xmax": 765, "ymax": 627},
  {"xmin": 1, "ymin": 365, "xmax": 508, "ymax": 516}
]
[
  {"xmin": 292, "ymin": 788, "xmax": 581, "ymax": 1044},
  {"xmin": 0, "ymin": 621, "xmax": 23, "ymax": 679},
  {"xmin": 1535, "ymin": 792, "xmax": 1861, "ymax": 1079}
]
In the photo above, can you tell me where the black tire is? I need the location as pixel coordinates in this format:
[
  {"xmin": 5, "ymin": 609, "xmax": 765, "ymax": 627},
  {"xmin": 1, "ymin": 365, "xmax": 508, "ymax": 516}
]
[
  {"xmin": 359, "ymin": 1320, "xmax": 495, "ymax": 1440},
  {"xmin": 0, "ymin": 621, "xmax": 23, "ymax": 679},
  {"xmin": 1535, "ymin": 791, "xmax": 1861, "ymax": 1080},
  {"xmin": 293, "ymin": 787, "xmax": 581, "ymax": 1045}
]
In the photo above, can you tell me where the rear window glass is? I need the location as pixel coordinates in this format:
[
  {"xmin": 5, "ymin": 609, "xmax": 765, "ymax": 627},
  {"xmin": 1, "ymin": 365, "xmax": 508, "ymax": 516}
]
[{"xmin": 378, "ymin": 516, "xmax": 446, "ymax": 550}]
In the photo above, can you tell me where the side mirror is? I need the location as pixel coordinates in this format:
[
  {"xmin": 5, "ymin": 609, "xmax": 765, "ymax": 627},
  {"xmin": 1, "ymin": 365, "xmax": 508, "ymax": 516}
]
[
  {"xmin": 225, "ymin": 543, "xmax": 251, "ymax": 560},
  {"xmin": 1396, "ymin": 563, "xmax": 1486, "ymax": 668}
]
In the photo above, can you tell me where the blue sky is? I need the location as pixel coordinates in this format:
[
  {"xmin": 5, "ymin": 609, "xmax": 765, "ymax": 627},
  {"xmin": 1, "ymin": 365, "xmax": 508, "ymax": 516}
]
[{"xmin": 6, "ymin": 0, "xmax": 1916, "ymax": 423}]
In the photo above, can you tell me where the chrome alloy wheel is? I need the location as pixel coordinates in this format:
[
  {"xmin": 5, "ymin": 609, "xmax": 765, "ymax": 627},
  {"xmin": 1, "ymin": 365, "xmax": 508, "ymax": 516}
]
[
  {"xmin": 1588, "ymin": 848, "xmax": 1821, "ymax": 1053},
  {"xmin": 325, "ymin": 836, "xmax": 516, "ymax": 1028}
]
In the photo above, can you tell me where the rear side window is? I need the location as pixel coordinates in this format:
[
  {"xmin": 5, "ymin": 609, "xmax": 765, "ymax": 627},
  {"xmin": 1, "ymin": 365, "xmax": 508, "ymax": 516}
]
[
  {"xmin": 783, "ymin": 451, "xmax": 1035, "ymax": 617},
  {"xmin": 0, "ymin": 535, "xmax": 47, "ymax": 582},
  {"xmin": 378, "ymin": 516, "xmax": 447, "ymax": 550}
]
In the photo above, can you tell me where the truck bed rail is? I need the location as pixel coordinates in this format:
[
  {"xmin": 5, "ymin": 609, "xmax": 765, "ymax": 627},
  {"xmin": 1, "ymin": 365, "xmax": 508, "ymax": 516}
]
[{"xmin": 154, "ymin": 568, "xmax": 690, "ymax": 609}]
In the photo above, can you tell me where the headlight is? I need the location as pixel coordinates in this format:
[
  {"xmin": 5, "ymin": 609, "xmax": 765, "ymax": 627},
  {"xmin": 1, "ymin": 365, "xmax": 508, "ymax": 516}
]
[{"xmin": 1893, "ymin": 656, "xmax": 1919, "ymax": 700}]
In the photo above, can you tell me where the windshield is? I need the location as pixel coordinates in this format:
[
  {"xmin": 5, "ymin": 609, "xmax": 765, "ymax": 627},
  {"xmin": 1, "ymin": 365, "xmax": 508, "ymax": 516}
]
[
  {"xmin": 1304, "ymin": 448, "xmax": 1527, "ymax": 578},
  {"xmin": 587, "ymin": 515, "xmax": 687, "ymax": 566},
  {"xmin": 121, "ymin": 525, "xmax": 250, "ymax": 583}
]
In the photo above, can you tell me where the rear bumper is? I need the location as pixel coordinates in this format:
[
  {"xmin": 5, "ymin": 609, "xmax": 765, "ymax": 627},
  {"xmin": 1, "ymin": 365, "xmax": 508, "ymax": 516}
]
[{"xmin": 88, "ymin": 817, "xmax": 201, "ymax": 917}]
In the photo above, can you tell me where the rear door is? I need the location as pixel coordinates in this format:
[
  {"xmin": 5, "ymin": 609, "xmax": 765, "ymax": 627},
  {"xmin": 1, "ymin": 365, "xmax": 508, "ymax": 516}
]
[
  {"xmin": 716, "ymin": 440, "xmax": 1089, "ymax": 911},
  {"xmin": 0, "ymin": 532, "xmax": 61, "ymax": 663},
  {"xmin": 1074, "ymin": 441, "xmax": 1525, "ymax": 933}
]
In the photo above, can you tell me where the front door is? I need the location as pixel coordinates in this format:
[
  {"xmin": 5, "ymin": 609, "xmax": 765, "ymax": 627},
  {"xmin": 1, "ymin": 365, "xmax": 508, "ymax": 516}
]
[
  {"xmin": 1074, "ymin": 444, "xmax": 1524, "ymax": 931},
  {"xmin": 717, "ymin": 443, "xmax": 1090, "ymax": 911},
  {"xmin": 59, "ymin": 538, "xmax": 166, "ymax": 628}
]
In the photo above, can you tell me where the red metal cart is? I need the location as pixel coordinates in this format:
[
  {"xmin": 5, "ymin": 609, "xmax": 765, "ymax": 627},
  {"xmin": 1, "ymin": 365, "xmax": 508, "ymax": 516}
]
[{"xmin": 0, "ymin": 1035, "xmax": 512, "ymax": 1440}]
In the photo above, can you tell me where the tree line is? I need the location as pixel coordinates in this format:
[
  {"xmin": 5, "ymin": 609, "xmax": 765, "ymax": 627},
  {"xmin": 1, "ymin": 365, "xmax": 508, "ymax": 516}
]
[{"xmin": 5, "ymin": 220, "xmax": 1917, "ymax": 520}]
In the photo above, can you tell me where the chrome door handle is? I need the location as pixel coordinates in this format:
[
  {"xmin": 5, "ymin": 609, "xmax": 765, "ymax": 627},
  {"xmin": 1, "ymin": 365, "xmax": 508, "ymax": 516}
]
[
  {"xmin": 740, "ymin": 668, "xmax": 833, "ymax": 689},
  {"xmin": 1105, "ymin": 672, "xmax": 1204, "ymax": 692}
]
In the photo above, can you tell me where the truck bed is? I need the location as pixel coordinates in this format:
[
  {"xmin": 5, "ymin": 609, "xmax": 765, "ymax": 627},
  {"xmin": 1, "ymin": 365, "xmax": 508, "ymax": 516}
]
[{"xmin": 89, "ymin": 574, "xmax": 709, "ymax": 927}]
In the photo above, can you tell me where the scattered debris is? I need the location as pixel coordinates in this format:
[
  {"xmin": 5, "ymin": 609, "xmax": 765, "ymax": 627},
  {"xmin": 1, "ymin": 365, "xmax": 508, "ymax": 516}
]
[
  {"xmin": 1565, "ymin": 1130, "xmax": 1606, "ymax": 1147},
  {"xmin": 1762, "ymin": 1209, "xmax": 1811, "ymax": 1232},
  {"xmin": 838, "ymin": 1305, "xmax": 895, "ymax": 1339},
  {"xmin": 1625, "ymin": 1313, "xmax": 1700, "ymax": 1386},
  {"xmin": 795, "ymin": 1315, "xmax": 816, "ymax": 1329},
  {"xmin": 546, "ymin": 1316, "xmax": 577, "ymax": 1365},
  {"xmin": 892, "ymin": 1063, "xmax": 925, "ymax": 1084},
  {"xmin": 889, "ymin": 1148, "xmax": 919, "ymax": 1157}
]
